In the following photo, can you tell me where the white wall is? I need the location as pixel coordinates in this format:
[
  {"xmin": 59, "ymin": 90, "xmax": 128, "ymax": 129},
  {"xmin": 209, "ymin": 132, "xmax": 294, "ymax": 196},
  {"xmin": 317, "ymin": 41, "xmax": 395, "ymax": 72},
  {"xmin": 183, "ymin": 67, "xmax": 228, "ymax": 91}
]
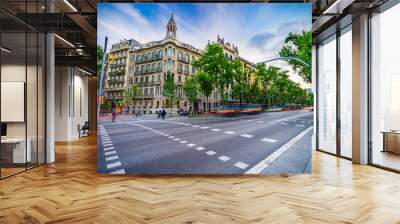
[{"xmin": 54, "ymin": 66, "xmax": 89, "ymax": 141}]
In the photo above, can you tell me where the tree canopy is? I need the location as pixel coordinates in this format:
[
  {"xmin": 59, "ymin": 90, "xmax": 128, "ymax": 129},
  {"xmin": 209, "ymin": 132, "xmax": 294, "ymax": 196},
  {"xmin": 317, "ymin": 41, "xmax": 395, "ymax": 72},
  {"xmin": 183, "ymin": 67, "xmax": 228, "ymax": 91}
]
[{"xmin": 279, "ymin": 31, "xmax": 312, "ymax": 83}]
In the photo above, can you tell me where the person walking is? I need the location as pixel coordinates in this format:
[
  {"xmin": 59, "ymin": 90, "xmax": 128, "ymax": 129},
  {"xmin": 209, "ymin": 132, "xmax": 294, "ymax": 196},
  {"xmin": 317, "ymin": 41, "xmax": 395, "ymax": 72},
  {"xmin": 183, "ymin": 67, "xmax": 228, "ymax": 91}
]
[{"xmin": 162, "ymin": 108, "xmax": 166, "ymax": 120}]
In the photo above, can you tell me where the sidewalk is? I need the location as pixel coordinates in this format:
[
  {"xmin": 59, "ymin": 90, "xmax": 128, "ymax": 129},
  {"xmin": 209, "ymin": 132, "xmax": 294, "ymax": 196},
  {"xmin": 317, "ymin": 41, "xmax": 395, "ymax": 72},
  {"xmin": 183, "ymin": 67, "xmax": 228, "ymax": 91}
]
[{"xmin": 260, "ymin": 130, "xmax": 312, "ymax": 174}]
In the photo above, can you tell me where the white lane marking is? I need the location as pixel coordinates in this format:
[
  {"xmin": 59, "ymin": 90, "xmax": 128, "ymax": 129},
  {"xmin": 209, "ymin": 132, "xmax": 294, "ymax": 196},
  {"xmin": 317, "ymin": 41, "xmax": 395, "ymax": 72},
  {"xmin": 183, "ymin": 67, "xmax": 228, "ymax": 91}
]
[
  {"xmin": 240, "ymin": 134, "xmax": 253, "ymax": 138},
  {"xmin": 169, "ymin": 136, "xmax": 174, "ymax": 138},
  {"xmin": 180, "ymin": 140, "xmax": 187, "ymax": 144},
  {"xmin": 105, "ymin": 151, "xmax": 116, "ymax": 156},
  {"xmin": 110, "ymin": 169, "xmax": 125, "ymax": 174},
  {"xmin": 296, "ymin": 124, "xmax": 305, "ymax": 127},
  {"xmin": 206, "ymin": 151, "xmax": 216, "ymax": 155},
  {"xmin": 257, "ymin": 121, "xmax": 264, "ymax": 123},
  {"xmin": 102, "ymin": 141, "xmax": 111, "ymax": 144},
  {"xmin": 192, "ymin": 125, "xmax": 199, "ymax": 127},
  {"xmin": 269, "ymin": 113, "xmax": 311, "ymax": 124},
  {"xmin": 224, "ymin": 131, "xmax": 236, "ymax": 134},
  {"xmin": 103, "ymin": 143, "xmax": 113, "ymax": 147},
  {"xmin": 280, "ymin": 123, "xmax": 289, "ymax": 126},
  {"xmin": 196, "ymin": 147, "xmax": 205, "ymax": 151},
  {"xmin": 246, "ymin": 126, "xmax": 313, "ymax": 174},
  {"xmin": 174, "ymin": 138, "xmax": 181, "ymax": 141},
  {"xmin": 211, "ymin": 128, "xmax": 221, "ymax": 131},
  {"xmin": 201, "ymin": 127, "xmax": 209, "ymax": 129},
  {"xmin": 107, "ymin": 161, "xmax": 121, "ymax": 169},
  {"xmin": 106, "ymin": 155, "xmax": 119, "ymax": 161},
  {"xmin": 234, "ymin": 162, "xmax": 249, "ymax": 169},
  {"xmin": 179, "ymin": 123, "xmax": 185, "ymax": 125},
  {"xmin": 218, "ymin": 156, "xmax": 231, "ymax": 162},
  {"xmin": 184, "ymin": 124, "xmax": 190, "ymax": 126},
  {"xmin": 247, "ymin": 120, "xmax": 254, "ymax": 122},
  {"xmin": 261, "ymin": 138, "xmax": 278, "ymax": 143},
  {"xmin": 187, "ymin": 143, "xmax": 196, "ymax": 147},
  {"xmin": 104, "ymin": 146, "xmax": 115, "ymax": 151}
]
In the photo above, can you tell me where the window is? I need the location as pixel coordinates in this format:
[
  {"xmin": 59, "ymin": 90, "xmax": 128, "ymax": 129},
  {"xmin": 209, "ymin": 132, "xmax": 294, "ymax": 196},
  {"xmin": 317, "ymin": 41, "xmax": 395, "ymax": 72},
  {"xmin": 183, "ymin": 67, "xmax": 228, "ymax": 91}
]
[
  {"xmin": 178, "ymin": 76, "xmax": 181, "ymax": 82},
  {"xmin": 184, "ymin": 65, "xmax": 189, "ymax": 74},
  {"xmin": 339, "ymin": 26, "xmax": 352, "ymax": 158},
  {"xmin": 317, "ymin": 35, "xmax": 337, "ymax": 154},
  {"xmin": 370, "ymin": 4, "xmax": 400, "ymax": 171},
  {"xmin": 178, "ymin": 64, "xmax": 183, "ymax": 73}
]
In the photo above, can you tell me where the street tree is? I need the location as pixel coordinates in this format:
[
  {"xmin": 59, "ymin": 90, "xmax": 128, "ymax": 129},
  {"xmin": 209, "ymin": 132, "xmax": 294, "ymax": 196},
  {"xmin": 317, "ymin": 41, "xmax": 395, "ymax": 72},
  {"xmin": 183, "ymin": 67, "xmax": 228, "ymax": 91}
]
[
  {"xmin": 193, "ymin": 43, "xmax": 231, "ymax": 100},
  {"xmin": 279, "ymin": 31, "xmax": 312, "ymax": 83},
  {"xmin": 196, "ymin": 71, "xmax": 214, "ymax": 112},
  {"xmin": 183, "ymin": 76, "xmax": 200, "ymax": 114},
  {"xmin": 162, "ymin": 76, "xmax": 176, "ymax": 114},
  {"xmin": 123, "ymin": 84, "xmax": 139, "ymax": 112}
]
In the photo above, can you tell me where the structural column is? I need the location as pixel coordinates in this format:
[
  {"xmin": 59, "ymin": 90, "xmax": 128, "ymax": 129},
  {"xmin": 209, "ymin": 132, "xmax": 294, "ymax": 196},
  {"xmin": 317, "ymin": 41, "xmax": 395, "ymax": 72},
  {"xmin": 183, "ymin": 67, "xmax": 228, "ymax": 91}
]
[{"xmin": 352, "ymin": 14, "xmax": 369, "ymax": 164}]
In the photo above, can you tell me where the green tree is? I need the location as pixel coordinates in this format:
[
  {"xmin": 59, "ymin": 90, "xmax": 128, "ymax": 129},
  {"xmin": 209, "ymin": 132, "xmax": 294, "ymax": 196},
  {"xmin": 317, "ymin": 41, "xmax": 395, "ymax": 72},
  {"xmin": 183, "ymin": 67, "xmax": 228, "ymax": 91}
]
[
  {"xmin": 193, "ymin": 43, "xmax": 231, "ymax": 100},
  {"xmin": 123, "ymin": 84, "xmax": 139, "ymax": 112},
  {"xmin": 183, "ymin": 76, "xmax": 199, "ymax": 113},
  {"xmin": 162, "ymin": 76, "xmax": 176, "ymax": 114},
  {"xmin": 97, "ymin": 45, "xmax": 104, "ymax": 89},
  {"xmin": 196, "ymin": 71, "xmax": 214, "ymax": 112},
  {"xmin": 279, "ymin": 31, "xmax": 312, "ymax": 83}
]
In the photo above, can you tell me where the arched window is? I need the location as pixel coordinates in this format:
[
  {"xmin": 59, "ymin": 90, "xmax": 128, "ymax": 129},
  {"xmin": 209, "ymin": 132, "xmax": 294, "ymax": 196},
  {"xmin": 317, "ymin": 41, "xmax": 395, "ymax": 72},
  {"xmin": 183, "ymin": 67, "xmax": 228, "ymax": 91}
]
[
  {"xmin": 185, "ymin": 54, "xmax": 189, "ymax": 63},
  {"xmin": 159, "ymin": 50, "xmax": 163, "ymax": 58},
  {"xmin": 152, "ymin": 63, "xmax": 156, "ymax": 72},
  {"xmin": 178, "ymin": 63, "xmax": 183, "ymax": 73}
]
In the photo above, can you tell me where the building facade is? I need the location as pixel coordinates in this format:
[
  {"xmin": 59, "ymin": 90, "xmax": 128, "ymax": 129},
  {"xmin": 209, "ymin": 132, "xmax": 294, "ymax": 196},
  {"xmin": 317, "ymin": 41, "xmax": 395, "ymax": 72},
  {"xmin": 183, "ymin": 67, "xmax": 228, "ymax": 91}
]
[
  {"xmin": 104, "ymin": 14, "xmax": 256, "ymax": 114},
  {"xmin": 104, "ymin": 39, "xmax": 140, "ymax": 102}
]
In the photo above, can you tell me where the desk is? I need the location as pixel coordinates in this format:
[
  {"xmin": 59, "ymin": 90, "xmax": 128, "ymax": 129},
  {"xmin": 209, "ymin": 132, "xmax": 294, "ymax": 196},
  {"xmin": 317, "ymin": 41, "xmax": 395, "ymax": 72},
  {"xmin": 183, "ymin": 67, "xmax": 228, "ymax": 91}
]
[
  {"xmin": 1, "ymin": 138, "xmax": 31, "ymax": 163},
  {"xmin": 382, "ymin": 131, "xmax": 400, "ymax": 155}
]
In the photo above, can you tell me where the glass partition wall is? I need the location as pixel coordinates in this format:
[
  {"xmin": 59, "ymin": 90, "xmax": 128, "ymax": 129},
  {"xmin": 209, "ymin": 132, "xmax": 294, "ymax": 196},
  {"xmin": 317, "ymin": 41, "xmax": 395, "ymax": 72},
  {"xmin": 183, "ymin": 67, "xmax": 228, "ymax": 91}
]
[
  {"xmin": 0, "ymin": 2, "xmax": 46, "ymax": 179},
  {"xmin": 370, "ymin": 3, "xmax": 400, "ymax": 171},
  {"xmin": 316, "ymin": 25, "xmax": 352, "ymax": 159}
]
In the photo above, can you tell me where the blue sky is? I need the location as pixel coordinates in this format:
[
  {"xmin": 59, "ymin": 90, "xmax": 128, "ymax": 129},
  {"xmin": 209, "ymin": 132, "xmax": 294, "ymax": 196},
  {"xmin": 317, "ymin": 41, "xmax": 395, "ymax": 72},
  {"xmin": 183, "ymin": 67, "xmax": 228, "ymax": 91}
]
[{"xmin": 98, "ymin": 3, "xmax": 311, "ymax": 63}]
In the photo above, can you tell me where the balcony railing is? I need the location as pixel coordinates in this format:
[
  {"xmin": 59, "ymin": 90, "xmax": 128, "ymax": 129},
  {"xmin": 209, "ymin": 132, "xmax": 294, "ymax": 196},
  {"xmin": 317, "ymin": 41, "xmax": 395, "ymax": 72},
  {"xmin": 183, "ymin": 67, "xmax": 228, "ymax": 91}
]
[{"xmin": 135, "ymin": 56, "xmax": 163, "ymax": 64}]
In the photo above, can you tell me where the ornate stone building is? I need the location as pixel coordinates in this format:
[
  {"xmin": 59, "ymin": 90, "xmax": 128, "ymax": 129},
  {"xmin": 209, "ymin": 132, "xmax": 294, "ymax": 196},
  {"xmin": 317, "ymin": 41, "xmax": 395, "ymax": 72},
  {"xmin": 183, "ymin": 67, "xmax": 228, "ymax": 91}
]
[
  {"xmin": 104, "ymin": 14, "xmax": 256, "ymax": 114},
  {"xmin": 104, "ymin": 39, "xmax": 140, "ymax": 102}
]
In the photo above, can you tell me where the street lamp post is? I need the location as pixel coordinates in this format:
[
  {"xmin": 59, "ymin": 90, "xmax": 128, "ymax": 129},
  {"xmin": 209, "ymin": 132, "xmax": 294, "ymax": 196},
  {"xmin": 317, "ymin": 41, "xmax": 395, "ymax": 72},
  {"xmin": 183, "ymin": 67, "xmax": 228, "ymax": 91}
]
[{"xmin": 257, "ymin": 56, "xmax": 310, "ymax": 68}]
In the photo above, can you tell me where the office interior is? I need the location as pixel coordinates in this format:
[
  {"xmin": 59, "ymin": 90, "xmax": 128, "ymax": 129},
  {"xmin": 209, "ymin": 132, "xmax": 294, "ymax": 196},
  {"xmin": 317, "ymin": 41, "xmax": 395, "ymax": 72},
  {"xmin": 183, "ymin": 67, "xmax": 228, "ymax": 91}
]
[
  {"xmin": 0, "ymin": 0, "xmax": 97, "ymax": 179},
  {"xmin": 313, "ymin": 0, "xmax": 400, "ymax": 172},
  {"xmin": 0, "ymin": 0, "xmax": 399, "ymax": 178}
]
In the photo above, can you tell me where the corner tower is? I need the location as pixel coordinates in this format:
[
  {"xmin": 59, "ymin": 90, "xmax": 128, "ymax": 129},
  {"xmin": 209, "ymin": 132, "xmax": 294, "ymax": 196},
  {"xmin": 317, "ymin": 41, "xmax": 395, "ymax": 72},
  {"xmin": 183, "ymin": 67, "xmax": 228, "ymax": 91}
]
[{"xmin": 165, "ymin": 13, "xmax": 177, "ymax": 39}]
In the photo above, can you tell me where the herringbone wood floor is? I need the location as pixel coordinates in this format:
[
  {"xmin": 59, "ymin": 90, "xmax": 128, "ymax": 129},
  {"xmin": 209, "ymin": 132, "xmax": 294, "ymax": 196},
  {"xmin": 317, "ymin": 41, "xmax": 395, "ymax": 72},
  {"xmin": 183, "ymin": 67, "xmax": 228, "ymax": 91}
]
[{"xmin": 1, "ymin": 134, "xmax": 400, "ymax": 224}]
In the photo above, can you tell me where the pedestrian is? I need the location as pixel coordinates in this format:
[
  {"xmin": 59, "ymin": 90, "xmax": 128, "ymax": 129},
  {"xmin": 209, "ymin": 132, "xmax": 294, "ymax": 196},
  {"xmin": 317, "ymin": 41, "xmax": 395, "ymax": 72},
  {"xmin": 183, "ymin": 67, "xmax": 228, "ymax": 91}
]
[{"xmin": 162, "ymin": 108, "xmax": 166, "ymax": 120}]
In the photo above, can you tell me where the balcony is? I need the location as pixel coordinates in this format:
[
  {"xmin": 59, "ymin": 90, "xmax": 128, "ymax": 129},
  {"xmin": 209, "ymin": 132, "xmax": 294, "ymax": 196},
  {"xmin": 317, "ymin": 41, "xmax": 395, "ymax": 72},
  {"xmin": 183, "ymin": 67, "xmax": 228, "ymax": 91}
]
[
  {"xmin": 178, "ymin": 58, "xmax": 190, "ymax": 64},
  {"xmin": 135, "ymin": 56, "xmax": 163, "ymax": 64}
]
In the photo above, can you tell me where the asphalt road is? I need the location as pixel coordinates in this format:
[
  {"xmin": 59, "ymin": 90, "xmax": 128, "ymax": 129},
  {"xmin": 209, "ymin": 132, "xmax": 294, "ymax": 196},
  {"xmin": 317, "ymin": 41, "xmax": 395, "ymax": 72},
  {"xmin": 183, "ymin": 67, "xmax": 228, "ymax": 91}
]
[{"xmin": 97, "ymin": 110, "xmax": 313, "ymax": 174}]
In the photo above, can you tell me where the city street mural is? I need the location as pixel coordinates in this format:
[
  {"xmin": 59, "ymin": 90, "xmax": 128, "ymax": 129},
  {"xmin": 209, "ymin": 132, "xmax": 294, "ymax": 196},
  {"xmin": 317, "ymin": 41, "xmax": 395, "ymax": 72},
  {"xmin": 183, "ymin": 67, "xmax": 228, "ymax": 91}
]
[{"xmin": 97, "ymin": 3, "xmax": 313, "ymax": 174}]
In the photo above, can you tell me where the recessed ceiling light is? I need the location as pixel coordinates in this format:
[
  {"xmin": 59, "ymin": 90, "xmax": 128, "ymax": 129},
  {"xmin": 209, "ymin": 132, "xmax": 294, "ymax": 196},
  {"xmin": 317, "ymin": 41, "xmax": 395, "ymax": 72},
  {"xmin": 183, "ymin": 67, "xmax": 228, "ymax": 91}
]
[
  {"xmin": 54, "ymin": 34, "xmax": 75, "ymax": 48},
  {"xmin": 63, "ymin": 0, "xmax": 78, "ymax": 12},
  {"xmin": 1, "ymin": 47, "xmax": 11, "ymax": 53}
]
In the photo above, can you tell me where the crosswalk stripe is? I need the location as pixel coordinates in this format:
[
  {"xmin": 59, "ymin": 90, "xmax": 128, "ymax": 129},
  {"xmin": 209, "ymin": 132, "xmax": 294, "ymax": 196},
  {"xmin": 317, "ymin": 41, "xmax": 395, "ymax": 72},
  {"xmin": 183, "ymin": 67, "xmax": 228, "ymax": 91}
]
[
  {"xmin": 104, "ymin": 147, "xmax": 115, "ymax": 151},
  {"xmin": 105, "ymin": 151, "xmax": 116, "ymax": 156},
  {"xmin": 107, "ymin": 161, "xmax": 121, "ymax": 169},
  {"xmin": 234, "ymin": 162, "xmax": 249, "ymax": 169},
  {"xmin": 109, "ymin": 169, "xmax": 125, "ymax": 174},
  {"xmin": 187, "ymin": 143, "xmax": 196, "ymax": 147},
  {"xmin": 195, "ymin": 147, "xmax": 205, "ymax": 151},
  {"xmin": 180, "ymin": 141, "xmax": 187, "ymax": 144},
  {"xmin": 201, "ymin": 127, "xmax": 209, "ymax": 129},
  {"xmin": 206, "ymin": 151, "xmax": 216, "ymax": 155},
  {"xmin": 224, "ymin": 131, "xmax": 235, "ymax": 134},
  {"xmin": 211, "ymin": 129, "xmax": 221, "ymax": 131},
  {"xmin": 218, "ymin": 156, "xmax": 231, "ymax": 162},
  {"xmin": 240, "ymin": 134, "xmax": 253, "ymax": 138},
  {"xmin": 261, "ymin": 138, "xmax": 278, "ymax": 143},
  {"xmin": 105, "ymin": 155, "xmax": 119, "ymax": 161}
]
